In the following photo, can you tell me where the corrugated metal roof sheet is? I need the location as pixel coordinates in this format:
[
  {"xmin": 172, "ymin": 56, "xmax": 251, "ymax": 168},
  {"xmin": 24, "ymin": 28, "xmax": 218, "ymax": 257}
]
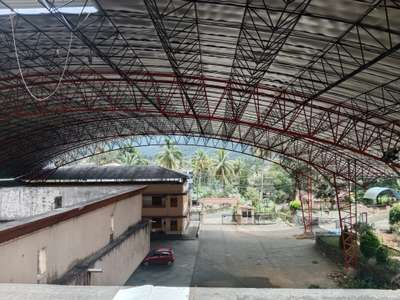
[{"xmin": 33, "ymin": 165, "xmax": 188, "ymax": 183}]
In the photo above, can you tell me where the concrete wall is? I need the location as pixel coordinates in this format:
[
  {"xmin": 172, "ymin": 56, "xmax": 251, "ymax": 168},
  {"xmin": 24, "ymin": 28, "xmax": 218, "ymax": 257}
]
[
  {"xmin": 0, "ymin": 182, "xmax": 190, "ymax": 235},
  {"xmin": 0, "ymin": 185, "xmax": 128, "ymax": 220},
  {"xmin": 90, "ymin": 224, "xmax": 150, "ymax": 285},
  {"xmin": 0, "ymin": 192, "xmax": 146, "ymax": 284},
  {"xmin": 0, "ymin": 183, "xmax": 190, "ymax": 221}
]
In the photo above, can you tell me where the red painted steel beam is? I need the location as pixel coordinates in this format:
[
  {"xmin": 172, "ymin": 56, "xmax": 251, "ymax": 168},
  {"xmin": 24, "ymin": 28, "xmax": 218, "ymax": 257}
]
[
  {"xmin": 12, "ymin": 126, "xmax": 387, "ymax": 185},
  {"xmin": 1, "ymin": 71, "xmax": 398, "ymax": 132},
  {"xmin": 0, "ymin": 105, "xmax": 395, "ymax": 168}
]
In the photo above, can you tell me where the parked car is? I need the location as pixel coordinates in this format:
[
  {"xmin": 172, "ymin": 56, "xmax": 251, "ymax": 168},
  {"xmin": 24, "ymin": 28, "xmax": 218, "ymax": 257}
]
[{"xmin": 142, "ymin": 248, "xmax": 175, "ymax": 266}]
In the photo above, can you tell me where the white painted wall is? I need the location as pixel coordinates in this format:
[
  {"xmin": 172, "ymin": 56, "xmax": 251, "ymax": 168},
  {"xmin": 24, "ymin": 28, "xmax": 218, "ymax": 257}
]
[{"xmin": 0, "ymin": 193, "xmax": 146, "ymax": 284}]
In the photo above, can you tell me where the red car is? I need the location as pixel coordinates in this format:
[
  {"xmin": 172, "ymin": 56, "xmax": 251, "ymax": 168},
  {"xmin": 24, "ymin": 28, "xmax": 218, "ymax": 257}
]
[{"xmin": 142, "ymin": 248, "xmax": 175, "ymax": 266}]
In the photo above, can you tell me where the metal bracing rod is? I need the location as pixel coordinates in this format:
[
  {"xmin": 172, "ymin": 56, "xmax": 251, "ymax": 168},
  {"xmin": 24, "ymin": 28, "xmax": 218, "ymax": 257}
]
[
  {"xmin": 24, "ymin": 135, "xmax": 321, "ymax": 182},
  {"xmin": 266, "ymin": 0, "xmax": 400, "ymax": 128},
  {"xmin": 219, "ymin": 0, "xmax": 310, "ymax": 138},
  {"xmin": 144, "ymin": 0, "xmax": 210, "ymax": 135},
  {"xmin": 4, "ymin": 71, "xmax": 400, "ymax": 141},
  {"xmin": 273, "ymin": 0, "xmax": 383, "ymax": 94},
  {"xmin": 309, "ymin": 74, "xmax": 400, "ymax": 139},
  {"xmin": 28, "ymin": 133, "xmax": 339, "ymax": 184},
  {"xmin": 0, "ymin": 99, "xmax": 394, "ymax": 175},
  {"xmin": 0, "ymin": 0, "xmax": 150, "ymax": 135},
  {"xmin": 0, "ymin": 0, "xmax": 116, "ymax": 89},
  {"xmin": 192, "ymin": 0, "xmax": 400, "ymax": 34},
  {"xmin": 3, "ymin": 114, "xmax": 388, "ymax": 182},
  {"xmin": 0, "ymin": 27, "xmax": 105, "ymax": 140},
  {"xmin": 39, "ymin": 0, "xmax": 189, "ymax": 134}
]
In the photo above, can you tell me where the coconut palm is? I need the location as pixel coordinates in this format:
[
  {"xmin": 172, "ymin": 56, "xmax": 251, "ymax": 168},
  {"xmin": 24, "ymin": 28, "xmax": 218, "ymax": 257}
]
[
  {"xmin": 213, "ymin": 149, "xmax": 234, "ymax": 188},
  {"xmin": 192, "ymin": 149, "xmax": 212, "ymax": 186},
  {"xmin": 232, "ymin": 158, "xmax": 249, "ymax": 196},
  {"xmin": 156, "ymin": 138, "xmax": 183, "ymax": 170},
  {"xmin": 117, "ymin": 148, "xmax": 149, "ymax": 166}
]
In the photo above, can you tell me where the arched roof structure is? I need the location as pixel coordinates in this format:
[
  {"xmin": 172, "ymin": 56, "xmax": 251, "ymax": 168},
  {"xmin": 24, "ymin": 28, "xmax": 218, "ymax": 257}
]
[
  {"xmin": 363, "ymin": 186, "xmax": 400, "ymax": 202},
  {"xmin": 1, "ymin": 0, "xmax": 400, "ymax": 180}
]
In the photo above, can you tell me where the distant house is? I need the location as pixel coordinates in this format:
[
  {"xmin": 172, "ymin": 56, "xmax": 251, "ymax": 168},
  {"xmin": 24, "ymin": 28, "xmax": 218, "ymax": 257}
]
[
  {"xmin": 0, "ymin": 165, "xmax": 191, "ymax": 235},
  {"xmin": 200, "ymin": 197, "xmax": 239, "ymax": 208}
]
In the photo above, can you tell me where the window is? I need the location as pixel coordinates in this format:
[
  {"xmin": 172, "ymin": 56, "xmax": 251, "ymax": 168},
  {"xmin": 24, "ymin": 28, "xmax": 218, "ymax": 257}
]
[
  {"xmin": 54, "ymin": 196, "xmax": 62, "ymax": 209},
  {"xmin": 152, "ymin": 196, "xmax": 163, "ymax": 207},
  {"xmin": 170, "ymin": 197, "xmax": 178, "ymax": 207},
  {"xmin": 170, "ymin": 219, "xmax": 178, "ymax": 231}
]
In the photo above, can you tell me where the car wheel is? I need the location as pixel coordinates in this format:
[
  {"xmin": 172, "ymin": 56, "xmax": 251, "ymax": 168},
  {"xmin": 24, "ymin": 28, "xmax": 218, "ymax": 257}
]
[
  {"xmin": 167, "ymin": 260, "xmax": 173, "ymax": 265},
  {"xmin": 143, "ymin": 261, "xmax": 149, "ymax": 266}
]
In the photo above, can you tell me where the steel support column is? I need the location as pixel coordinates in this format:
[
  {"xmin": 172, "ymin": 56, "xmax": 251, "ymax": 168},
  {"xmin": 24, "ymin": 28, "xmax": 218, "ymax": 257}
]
[
  {"xmin": 297, "ymin": 173, "xmax": 313, "ymax": 235},
  {"xmin": 333, "ymin": 173, "xmax": 358, "ymax": 268}
]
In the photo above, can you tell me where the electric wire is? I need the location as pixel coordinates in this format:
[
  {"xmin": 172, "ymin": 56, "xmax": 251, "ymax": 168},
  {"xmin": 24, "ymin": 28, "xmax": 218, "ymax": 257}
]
[{"xmin": 9, "ymin": 13, "xmax": 73, "ymax": 102}]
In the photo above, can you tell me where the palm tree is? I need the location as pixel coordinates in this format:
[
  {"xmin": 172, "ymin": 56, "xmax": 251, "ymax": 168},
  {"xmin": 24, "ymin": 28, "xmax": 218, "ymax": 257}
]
[
  {"xmin": 192, "ymin": 149, "xmax": 212, "ymax": 186},
  {"xmin": 88, "ymin": 147, "xmax": 118, "ymax": 165},
  {"xmin": 117, "ymin": 148, "xmax": 149, "ymax": 166},
  {"xmin": 156, "ymin": 138, "xmax": 183, "ymax": 170},
  {"xmin": 232, "ymin": 159, "xmax": 249, "ymax": 196},
  {"xmin": 213, "ymin": 149, "xmax": 234, "ymax": 188}
]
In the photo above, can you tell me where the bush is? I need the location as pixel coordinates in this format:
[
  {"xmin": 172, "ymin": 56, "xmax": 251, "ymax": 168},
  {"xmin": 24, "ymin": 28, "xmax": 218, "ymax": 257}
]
[
  {"xmin": 377, "ymin": 194, "xmax": 393, "ymax": 206},
  {"xmin": 391, "ymin": 222, "xmax": 400, "ymax": 235},
  {"xmin": 356, "ymin": 222, "xmax": 375, "ymax": 235},
  {"xmin": 389, "ymin": 204, "xmax": 400, "ymax": 225},
  {"xmin": 360, "ymin": 230, "xmax": 380, "ymax": 259},
  {"xmin": 289, "ymin": 199, "xmax": 301, "ymax": 211},
  {"xmin": 376, "ymin": 246, "xmax": 389, "ymax": 264}
]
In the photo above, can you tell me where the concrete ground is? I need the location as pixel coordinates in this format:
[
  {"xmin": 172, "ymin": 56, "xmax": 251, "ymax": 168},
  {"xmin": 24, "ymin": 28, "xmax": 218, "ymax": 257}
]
[
  {"xmin": 2, "ymin": 284, "xmax": 400, "ymax": 300},
  {"xmin": 191, "ymin": 223, "xmax": 339, "ymax": 288},
  {"xmin": 125, "ymin": 239, "xmax": 198, "ymax": 286},
  {"xmin": 126, "ymin": 211, "xmax": 339, "ymax": 288}
]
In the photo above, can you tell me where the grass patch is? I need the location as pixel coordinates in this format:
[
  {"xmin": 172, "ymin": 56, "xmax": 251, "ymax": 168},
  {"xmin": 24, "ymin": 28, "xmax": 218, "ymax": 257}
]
[{"xmin": 319, "ymin": 235, "xmax": 340, "ymax": 249}]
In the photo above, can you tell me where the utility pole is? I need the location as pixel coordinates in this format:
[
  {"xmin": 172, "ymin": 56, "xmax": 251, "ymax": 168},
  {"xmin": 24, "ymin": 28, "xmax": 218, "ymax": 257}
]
[{"xmin": 260, "ymin": 169, "xmax": 264, "ymax": 205}]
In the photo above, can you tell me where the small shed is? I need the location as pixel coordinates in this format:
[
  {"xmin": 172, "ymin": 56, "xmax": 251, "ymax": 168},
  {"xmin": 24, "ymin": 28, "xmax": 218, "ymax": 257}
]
[
  {"xmin": 363, "ymin": 187, "xmax": 400, "ymax": 205},
  {"xmin": 238, "ymin": 204, "xmax": 255, "ymax": 218}
]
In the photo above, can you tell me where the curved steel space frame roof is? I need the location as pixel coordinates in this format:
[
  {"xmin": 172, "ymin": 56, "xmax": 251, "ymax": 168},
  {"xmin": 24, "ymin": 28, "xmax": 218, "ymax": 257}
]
[{"xmin": 0, "ymin": 0, "xmax": 400, "ymax": 181}]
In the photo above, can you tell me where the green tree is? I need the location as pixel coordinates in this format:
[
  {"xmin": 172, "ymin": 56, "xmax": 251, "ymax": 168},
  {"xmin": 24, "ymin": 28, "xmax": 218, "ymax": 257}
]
[
  {"xmin": 314, "ymin": 176, "xmax": 336, "ymax": 209},
  {"xmin": 232, "ymin": 159, "xmax": 250, "ymax": 196},
  {"xmin": 389, "ymin": 203, "xmax": 400, "ymax": 225},
  {"xmin": 117, "ymin": 148, "xmax": 149, "ymax": 166},
  {"xmin": 156, "ymin": 138, "xmax": 183, "ymax": 170},
  {"xmin": 266, "ymin": 164, "xmax": 295, "ymax": 203},
  {"xmin": 192, "ymin": 149, "xmax": 213, "ymax": 186},
  {"xmin": 213, "ymin": 149, "xmax": 234, "ymax": 188},
  {"xmin": 245, "ymin": 186, "xmax": 260, "ymax": 208}
]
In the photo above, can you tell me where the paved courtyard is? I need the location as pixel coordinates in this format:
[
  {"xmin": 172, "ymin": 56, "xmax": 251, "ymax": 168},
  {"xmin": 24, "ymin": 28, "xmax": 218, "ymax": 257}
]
[{"xmin": 126, "ymin": 214, "xmax": 339, "ymax": 288}]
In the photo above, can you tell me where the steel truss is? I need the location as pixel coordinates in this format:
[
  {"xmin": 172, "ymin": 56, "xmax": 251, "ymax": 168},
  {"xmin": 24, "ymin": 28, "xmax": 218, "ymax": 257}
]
[
  {"xmin": 0, "ymin": 0, "xmax": 399, "ymax": 178},
  {"xmin": 1, "ymin": 0, "xmax": 400, "ymax": 268},
  {"xmin": 35, "ymin": 135, "xmax": 307, "ymax": 175}
]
